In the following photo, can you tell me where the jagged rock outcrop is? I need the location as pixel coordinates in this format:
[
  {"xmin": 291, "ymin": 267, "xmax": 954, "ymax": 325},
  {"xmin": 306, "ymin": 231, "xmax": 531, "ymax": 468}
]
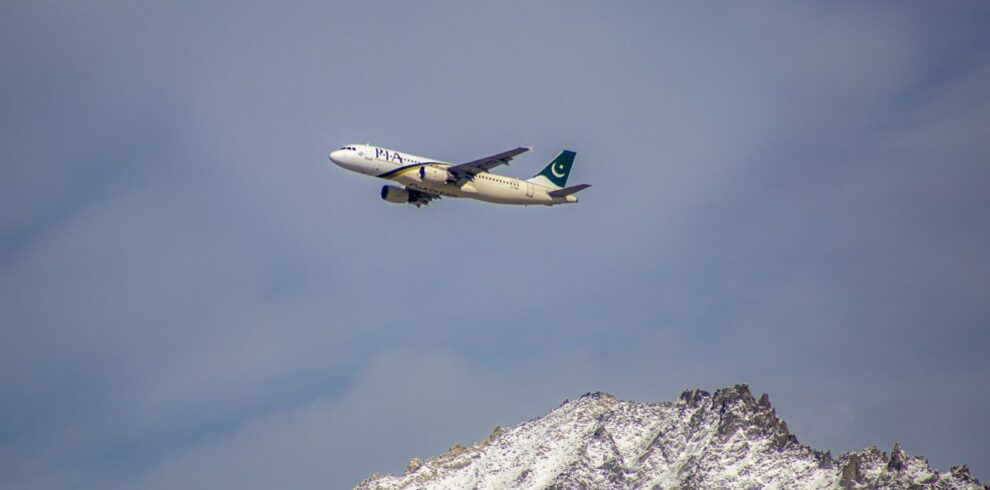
[{"xmin": 356, "ymin": 385, "xmax": 985, "ymax": 489}]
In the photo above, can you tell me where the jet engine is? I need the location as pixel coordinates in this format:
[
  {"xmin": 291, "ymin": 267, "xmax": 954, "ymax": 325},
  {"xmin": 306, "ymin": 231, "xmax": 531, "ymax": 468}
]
[
  {"xmin": 380, "ymin": 185, "xmax": 411, "ymax": 203},
  {"xmin": 418, "ymin": 165, "xmax": 449, "ymax": 184}
]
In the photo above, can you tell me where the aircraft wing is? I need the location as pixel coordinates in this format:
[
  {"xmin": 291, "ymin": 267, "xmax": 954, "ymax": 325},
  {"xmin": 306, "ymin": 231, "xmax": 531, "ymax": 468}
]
[
  {"xmin": 408, "ymin": 188, "xmax": 441, "ymax": 207},
  {"xmin": 446, "ymin": 147, "xmax": 531, "ymax": 182}
]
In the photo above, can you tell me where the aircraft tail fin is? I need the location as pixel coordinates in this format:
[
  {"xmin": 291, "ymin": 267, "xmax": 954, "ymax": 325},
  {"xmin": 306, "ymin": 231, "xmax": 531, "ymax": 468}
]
[{"xmin": 527, "ymin": 150, "xmax": 576, "ymax": 189}]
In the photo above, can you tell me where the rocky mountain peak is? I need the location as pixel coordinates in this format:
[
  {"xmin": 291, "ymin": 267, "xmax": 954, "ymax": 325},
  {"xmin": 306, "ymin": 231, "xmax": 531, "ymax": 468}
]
[
  {"xmin": 674, "ymin": 383, "xmax": 798, "ymax": 452},
  {"xmin": 357, "ymin": 386, "xmax": 985, "ymax": 489}
]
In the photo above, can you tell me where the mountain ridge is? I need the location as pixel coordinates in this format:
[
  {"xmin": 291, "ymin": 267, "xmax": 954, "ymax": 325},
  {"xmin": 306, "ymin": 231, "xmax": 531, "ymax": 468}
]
[{"xmin": 356, "ymin": 384, "xmax": 985, "ymax": 489}]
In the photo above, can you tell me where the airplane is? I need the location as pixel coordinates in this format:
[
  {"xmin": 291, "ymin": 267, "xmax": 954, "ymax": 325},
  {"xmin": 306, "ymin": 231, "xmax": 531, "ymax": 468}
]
[{"xmin": 328, "ymin": 144, "xmax": 590, "ymax": 207}]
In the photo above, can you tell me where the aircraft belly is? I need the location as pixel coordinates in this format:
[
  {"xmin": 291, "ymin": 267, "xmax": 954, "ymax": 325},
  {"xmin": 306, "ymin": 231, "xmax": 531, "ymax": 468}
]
[
  {"xmin": 471, "ymin": 183, "xmax": 528, "ymax": 205},
  {"xmin": 389, "ymin": 172, "xmax": 558, "ymax": 205}
]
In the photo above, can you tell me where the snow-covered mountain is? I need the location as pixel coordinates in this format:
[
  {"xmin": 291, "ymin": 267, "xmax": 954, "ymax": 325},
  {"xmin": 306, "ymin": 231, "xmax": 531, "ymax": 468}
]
[{"xmin": 356, "ymin": 385, "xmax": 984, "ymax": 490}]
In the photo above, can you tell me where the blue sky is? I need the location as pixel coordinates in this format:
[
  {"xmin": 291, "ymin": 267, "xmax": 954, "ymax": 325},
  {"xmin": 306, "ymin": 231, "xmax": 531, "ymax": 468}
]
[{"xmin": 2, "ymin": 1, "xmax": 988, "ymax": 488}]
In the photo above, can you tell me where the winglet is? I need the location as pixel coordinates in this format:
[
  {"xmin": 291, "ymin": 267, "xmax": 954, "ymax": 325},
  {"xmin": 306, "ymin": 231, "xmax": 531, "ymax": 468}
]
[{"xmin": 548, "ymin": 184, "xmax": 591, "ymax": 198}]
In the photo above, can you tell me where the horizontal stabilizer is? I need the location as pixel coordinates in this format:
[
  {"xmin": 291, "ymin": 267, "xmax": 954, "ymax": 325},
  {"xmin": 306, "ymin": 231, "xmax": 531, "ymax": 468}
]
[{"xmin": 548, "ymin": 184, "xmax": 591, "ymax": 198}]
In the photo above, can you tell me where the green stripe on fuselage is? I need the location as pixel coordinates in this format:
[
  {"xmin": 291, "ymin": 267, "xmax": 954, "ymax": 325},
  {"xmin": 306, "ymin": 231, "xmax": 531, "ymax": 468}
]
[{"xmin": 377, "ymin": 164, "xmax": 422, "ymax": 179}]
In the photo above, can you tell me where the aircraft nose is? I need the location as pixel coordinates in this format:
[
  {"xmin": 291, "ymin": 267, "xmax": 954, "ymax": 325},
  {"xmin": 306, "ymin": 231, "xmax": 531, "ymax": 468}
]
[{"xmin": 329, "ymin": 150, "xmax": 344, "ymax": 164}]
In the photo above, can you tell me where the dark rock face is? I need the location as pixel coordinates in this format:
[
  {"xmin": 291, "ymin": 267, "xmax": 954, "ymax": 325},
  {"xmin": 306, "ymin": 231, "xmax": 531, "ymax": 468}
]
[{"xmin": 356, "ymin": 385, "xmax": 986, "ymax": 490}]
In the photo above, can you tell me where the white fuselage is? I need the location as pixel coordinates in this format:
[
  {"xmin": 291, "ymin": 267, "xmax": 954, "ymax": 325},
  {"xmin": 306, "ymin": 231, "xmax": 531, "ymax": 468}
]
[{"xmin": 328, "ymin": 144, "xmax": 578, "ymax": 205}]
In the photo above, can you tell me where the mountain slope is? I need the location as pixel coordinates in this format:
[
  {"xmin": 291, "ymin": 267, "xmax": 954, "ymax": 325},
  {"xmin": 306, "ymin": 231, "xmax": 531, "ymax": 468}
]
[{"xmin": 356, "ymin": 385, "xmax": 984, "ymax": 489}]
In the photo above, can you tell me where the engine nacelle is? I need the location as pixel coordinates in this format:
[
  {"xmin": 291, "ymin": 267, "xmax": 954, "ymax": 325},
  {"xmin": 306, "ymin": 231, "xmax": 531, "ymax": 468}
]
[
  {"xmin": 418, "ymin": 165, "xmax": 449, "ymax": 184},
  {"xmin": 380, "ymin": 185, "xmax": 411, "ymax": 204}
]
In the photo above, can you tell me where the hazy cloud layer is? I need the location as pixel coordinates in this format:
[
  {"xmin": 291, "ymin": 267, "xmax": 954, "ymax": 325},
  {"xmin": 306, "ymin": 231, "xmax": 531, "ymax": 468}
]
[{"xmin": 2, "ymin": 2, "xmax": 988, "ymax": 488}]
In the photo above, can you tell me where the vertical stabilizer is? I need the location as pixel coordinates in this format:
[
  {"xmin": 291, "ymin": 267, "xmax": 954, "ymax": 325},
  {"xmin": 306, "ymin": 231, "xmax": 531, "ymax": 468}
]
[{"xmin": 528, "ymin": 150, "xmax": 576, "ymax": 189}]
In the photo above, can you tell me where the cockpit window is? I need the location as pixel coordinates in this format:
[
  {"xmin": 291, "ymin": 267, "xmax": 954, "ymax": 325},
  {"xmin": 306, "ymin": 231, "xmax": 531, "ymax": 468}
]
[{"xmin": 340, "ymin": 146, "xmax": 357, "ymax": 151}]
